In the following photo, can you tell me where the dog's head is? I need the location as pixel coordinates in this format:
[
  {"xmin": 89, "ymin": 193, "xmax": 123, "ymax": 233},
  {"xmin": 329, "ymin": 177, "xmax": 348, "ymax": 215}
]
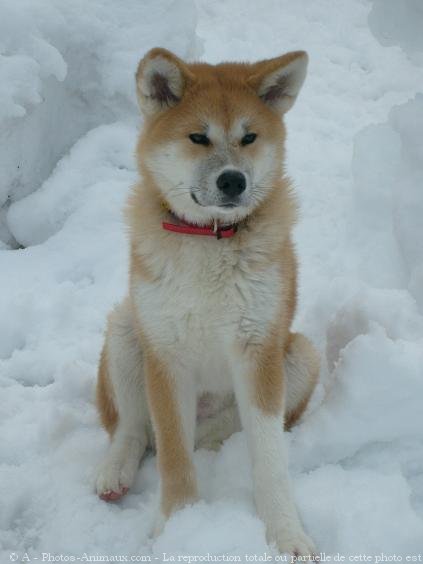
[{"xmin": 135, "ymin": 48, "xmax": 308, "ymax": 224}]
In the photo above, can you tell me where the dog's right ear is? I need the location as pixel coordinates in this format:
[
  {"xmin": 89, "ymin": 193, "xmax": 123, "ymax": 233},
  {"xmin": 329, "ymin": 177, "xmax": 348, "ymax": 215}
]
[
  {"xmin": 136, "ymin": 48, "xmax": 194, "ymax": 116},
  {"xmin": 248, "ymin": 51, "xmax": 308, "ymax": 114}
]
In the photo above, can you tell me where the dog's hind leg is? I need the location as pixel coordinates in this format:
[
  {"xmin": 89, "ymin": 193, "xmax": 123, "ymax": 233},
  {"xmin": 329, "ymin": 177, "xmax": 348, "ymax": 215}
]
[
  {"xmin": 284, "ymin": 332, "xmax": 319, "ymax": 430},
  {"xmin": 195, "ymin": 394, "xmax": 241, "ymax": 451},
  {"xmin": 194, "ymin": 332, "xmax": 319, "ymax": 451},
  {"xmin": 96, "ymin": 298, "xmax": 150, "ymax": 501}
]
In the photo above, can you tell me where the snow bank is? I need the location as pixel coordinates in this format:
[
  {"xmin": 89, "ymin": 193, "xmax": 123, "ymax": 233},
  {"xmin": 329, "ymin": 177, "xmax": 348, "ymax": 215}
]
[
  {"xmin": 0, "ymin": 0, "xmax": 198, "ymax": 246},
  {"xmin": 369, "ymin": 0, "xmax": 423, "ymax": 64},
  {"xmin": 349, "ymin": 95, "xmax": 423, "ymax": 308},
  {"xmin": 1, "ymin": 0, "xmax": 423, "ymax": 560},
  {"xmin": 0, "ymin": 124, "xmax": 137, "ymax": 370},
  {"xmin": 7, "ymin": 123, "xmax": 138, "ymax": 247}
]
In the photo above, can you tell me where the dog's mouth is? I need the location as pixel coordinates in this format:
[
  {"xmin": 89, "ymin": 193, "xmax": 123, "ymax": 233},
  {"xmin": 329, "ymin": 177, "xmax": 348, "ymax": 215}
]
[
  {"xmin": 190, "ymin": 192, "xmax": 201, "ymax": 205},
  {"xmin": 190, "ymin": 192, "xmax": 240, "ymax": 210}
]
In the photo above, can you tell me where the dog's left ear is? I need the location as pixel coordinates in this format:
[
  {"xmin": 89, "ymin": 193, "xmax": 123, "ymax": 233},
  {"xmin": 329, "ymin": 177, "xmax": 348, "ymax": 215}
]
[
  {"xmin": 248, "ymin": 51, "xmax": 308, "ymax": 114},
  {"xmin": 136, "ymin": 48, "xmax": 194, "ymax": 116}
]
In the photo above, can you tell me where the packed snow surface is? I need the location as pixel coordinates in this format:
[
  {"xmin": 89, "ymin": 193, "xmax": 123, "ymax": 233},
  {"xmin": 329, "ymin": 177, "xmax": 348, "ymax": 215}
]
[{"xmin": 1, "ymin": 0, "xmax": 423, "ymax": 560}]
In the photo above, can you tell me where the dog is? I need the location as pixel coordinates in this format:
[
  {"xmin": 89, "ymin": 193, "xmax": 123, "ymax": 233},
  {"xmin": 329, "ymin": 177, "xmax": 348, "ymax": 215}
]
[{"xmin": 95, "ymin": 47, "xmax": 319, "ymax": 556}]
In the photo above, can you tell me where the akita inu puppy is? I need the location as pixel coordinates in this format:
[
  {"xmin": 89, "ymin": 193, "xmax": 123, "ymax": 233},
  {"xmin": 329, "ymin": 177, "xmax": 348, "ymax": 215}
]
[{"xmin": 96, "ymin": 47, "xmax": 319, "ymax": 556}]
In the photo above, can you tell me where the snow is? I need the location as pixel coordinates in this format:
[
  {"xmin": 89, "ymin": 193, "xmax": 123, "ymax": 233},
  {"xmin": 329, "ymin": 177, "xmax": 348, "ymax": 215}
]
[
  {"xmin": 0, "ymin": 0, "xmax": 198, "ymax": 245},
  {"xmin": 368, "ymin": 0, "xmax": 423, "ymax": 64},
  {"xmin": 1, "ymin": 0, "xmax": 423, "ymax": 560}
]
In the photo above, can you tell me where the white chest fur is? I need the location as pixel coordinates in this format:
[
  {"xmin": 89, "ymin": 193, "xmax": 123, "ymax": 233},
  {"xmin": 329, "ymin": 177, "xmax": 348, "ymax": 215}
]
[{"xmin": 133, "ymin": 235, "xmax": 283, "ymax": 393}]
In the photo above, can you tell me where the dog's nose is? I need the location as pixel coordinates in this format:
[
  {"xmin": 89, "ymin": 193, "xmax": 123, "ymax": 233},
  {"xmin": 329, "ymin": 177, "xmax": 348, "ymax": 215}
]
[{"xmin": 216, "ymin": 170, "xmax": 246, "ymax": 198}]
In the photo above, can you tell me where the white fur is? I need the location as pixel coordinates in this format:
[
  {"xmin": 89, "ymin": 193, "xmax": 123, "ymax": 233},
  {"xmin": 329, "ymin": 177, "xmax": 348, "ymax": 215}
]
[
  {"xmin": 132, "ymin": 238, "xmax": 283, "ymax": 381},
  {"xmin": 207, "ymin": 121, "xmax": 226, "ymax": 144},
  {"xmin": 232, "ymin": 364, "xmax": 315, "ymax": 553},
  {"xmin": 145, "ymin": 133, "xmax": 279, "ymax": 226},
  {"xmin": 228, "ymin": 117, "xmax": 248, "ymax": 142}
]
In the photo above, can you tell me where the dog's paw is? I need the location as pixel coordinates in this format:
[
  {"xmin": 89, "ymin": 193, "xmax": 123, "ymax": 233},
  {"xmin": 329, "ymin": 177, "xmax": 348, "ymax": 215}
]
[
  {"xmin": 270, "ymin": 525, "xmax": 316, "ymax": 558},
  {"xmin": 95, "ymin": 455, "xmax": 138, "ymax": 501}
]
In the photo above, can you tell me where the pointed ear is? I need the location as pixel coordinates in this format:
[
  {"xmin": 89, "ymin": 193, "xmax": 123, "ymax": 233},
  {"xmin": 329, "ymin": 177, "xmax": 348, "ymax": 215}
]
[
  {"xmin": 135, "ymin": 48, "xmax": 194, "ymax": 116},
  {"xmin": 248, "ymin": 51, "xmax": 308, "ymax": 114}
]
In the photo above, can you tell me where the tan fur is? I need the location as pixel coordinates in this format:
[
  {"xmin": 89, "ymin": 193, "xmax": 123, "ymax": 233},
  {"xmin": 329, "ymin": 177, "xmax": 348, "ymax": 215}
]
[
  {"xmin": 252, "ymin": 327, "xmax": 285, "ymax": 415},
  {"xmin": 285, "ymin": 382, "xmax": 313, "ymax": 430},
  {"xmin": 130, "ymin": 241, "xmax": 155, "ymax": 283},
  {"xmin": 143, "ymin": 345, "xmax": 198, "ymax": 516},
  {"xmin": 96, "ymin": 340, "xmax": 118, "ymax": 436},
  {"xmin": 248, "ymin": 240, "xmax": 292, "ymax": 415},
  {"xmin": 285, "ymin": 333, "xmax": 320, "ymax": 429}
]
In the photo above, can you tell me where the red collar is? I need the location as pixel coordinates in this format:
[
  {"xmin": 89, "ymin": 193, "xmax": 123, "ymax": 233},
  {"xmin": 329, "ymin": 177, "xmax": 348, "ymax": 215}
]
[{"xmin": 162, "ymin": 214, "xmax": 238, "ymax": 239}]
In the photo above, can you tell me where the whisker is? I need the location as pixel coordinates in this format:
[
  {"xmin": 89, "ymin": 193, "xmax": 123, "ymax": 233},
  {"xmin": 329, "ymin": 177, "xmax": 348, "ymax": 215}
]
[{"xmin": 168, "ymin": 190, "xmax": 195, "ymax": 199}]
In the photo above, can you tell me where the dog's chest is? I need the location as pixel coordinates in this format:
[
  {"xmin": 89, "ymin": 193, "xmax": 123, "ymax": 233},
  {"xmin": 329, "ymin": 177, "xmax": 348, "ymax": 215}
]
[{"xmin": 134, "ymin": 240, "xmax": 281, "ymax": 388}]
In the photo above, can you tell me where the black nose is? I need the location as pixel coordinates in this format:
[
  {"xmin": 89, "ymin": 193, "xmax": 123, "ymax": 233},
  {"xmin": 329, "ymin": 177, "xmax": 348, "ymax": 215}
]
[{"xmin": 216, "ymin": 170, "xmax": 246, "ymax": 198}]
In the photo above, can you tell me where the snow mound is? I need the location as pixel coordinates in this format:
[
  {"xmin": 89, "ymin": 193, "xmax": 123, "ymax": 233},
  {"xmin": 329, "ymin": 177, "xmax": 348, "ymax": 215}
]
[
  {"xmin": 0, "ymin": 0, "xmax": 198, "ymax": 245},
  {"xmin": 350, "ymin": 95, "xmax": 423, "ymax": 309},
  {"xmin": 7, "ymin": 123, "xmax": 138, "ymax": 246},
  {"xmin": 369, "ymin": 0, "xmax": 423, "ymax": 64}
]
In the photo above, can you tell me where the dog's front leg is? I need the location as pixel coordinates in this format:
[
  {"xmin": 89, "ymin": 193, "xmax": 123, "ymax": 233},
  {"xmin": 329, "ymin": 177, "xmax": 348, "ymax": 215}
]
[
  {"xmin": 144, "ymin": 351, "xmax": 198, "ymax": 535},
  {"xmin": 233, "ymin": 346, "xmax": 315, "ymax": 556}
]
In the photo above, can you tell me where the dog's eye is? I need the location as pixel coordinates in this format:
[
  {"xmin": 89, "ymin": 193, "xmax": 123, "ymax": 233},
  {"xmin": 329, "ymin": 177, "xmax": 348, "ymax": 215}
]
[
  {"xmin": 189, "ymin": 133, "xmax": 210, "ymax": 146},
  {"xmin": 241, "ymin": 133, "xmax": 257, "ymax": 146}
]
